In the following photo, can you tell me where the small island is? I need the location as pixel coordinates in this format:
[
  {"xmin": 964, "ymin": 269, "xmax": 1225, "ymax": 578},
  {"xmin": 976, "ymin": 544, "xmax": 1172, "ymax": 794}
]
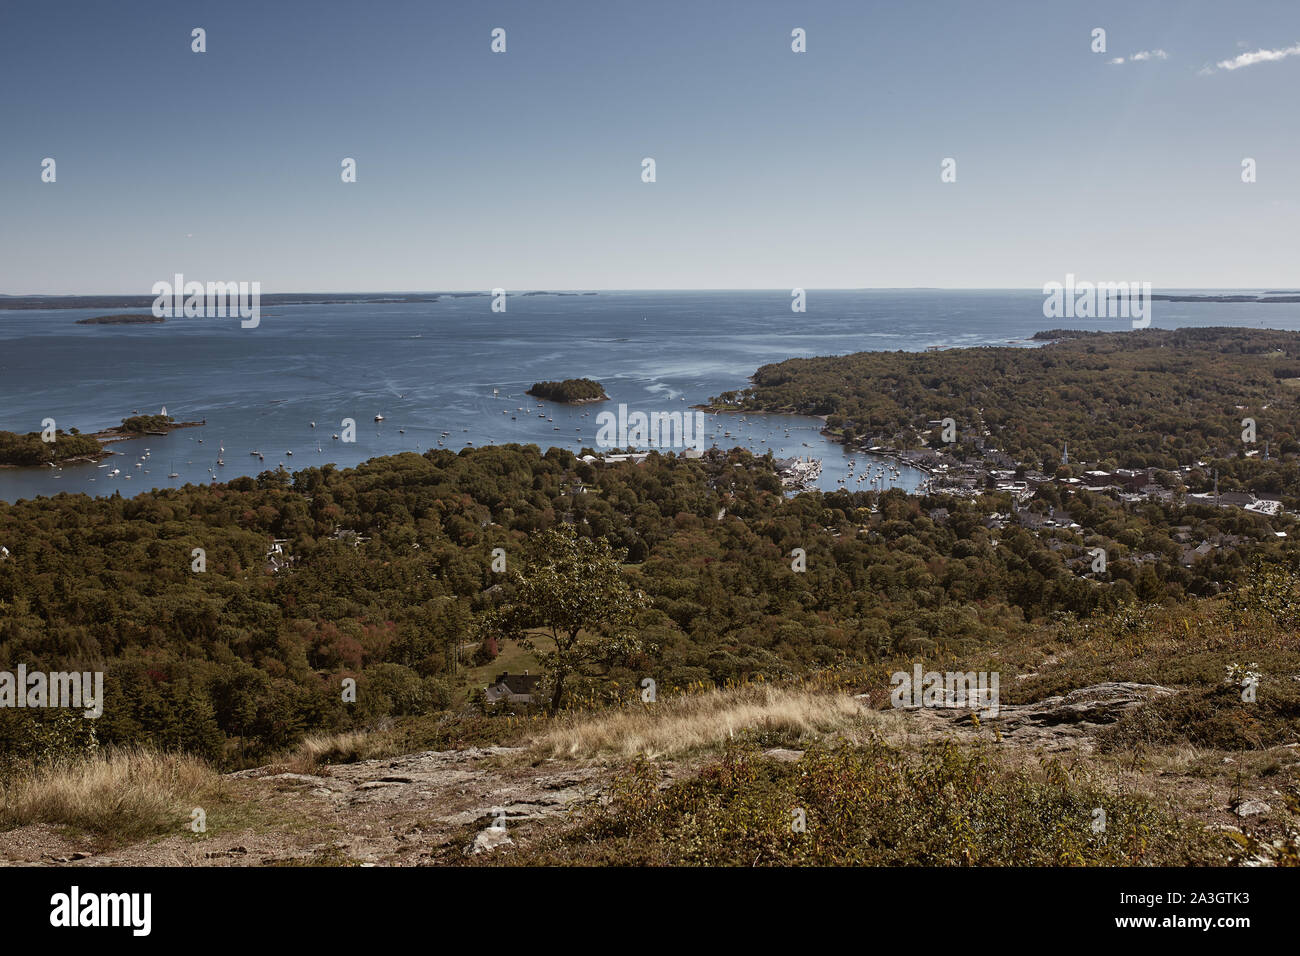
[
  {"xmin": 104, "ymin": 414, "xmax": 202, "ymax": 438},
  {"xmin": 0, "ymin": 413, "xmax": 204, "ymax": 467},
  {"xmin": 76, "ymin": 314, "xmax": 166, "ymax": 325},
  {"xmin": 526, "ymin": 378, "xmax": 609, "ymax": 404}
]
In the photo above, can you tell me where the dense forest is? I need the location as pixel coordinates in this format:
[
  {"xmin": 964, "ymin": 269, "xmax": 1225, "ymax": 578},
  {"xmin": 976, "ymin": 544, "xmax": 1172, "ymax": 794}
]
[
  {"xmin": 0, "ymin": 428, "xmax": 102, "ymax": 467},
  {"xmin": 1, "ymin": 432, "xmax": 1294, "ymax": 768},
  {"xmin": 526, "ymin": 378, "xmax": 608, "ymax": 403},
  {"xmin": 118, "ymin": 414, "xmax": 175, "ymax": 434}
]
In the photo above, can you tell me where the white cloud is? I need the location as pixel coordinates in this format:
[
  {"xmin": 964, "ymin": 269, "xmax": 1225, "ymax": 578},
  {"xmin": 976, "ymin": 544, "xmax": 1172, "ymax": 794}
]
[
  {"xmin": 1108, "ymin": 49, "xmax": 1168, "ymax": 66},
  {"xmin": 1211, "ymin": 41, "xmax": 1300, "ymax": 72}
]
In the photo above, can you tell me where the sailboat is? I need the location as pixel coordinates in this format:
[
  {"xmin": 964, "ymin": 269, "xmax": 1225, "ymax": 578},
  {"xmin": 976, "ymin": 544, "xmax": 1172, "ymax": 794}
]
[{"xmin": 168, "ymin": 460, "xmax": 179, "ymax": 479}]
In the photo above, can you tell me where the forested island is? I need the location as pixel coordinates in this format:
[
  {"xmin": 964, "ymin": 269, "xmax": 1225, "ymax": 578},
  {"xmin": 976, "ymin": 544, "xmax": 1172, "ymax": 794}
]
[
  {"xmin": 526, "ymin": 378, "xmax": 609, "ymax": 403},
  {"xmin": 75, "ymin": 314, "xmax": 165, "ymax": 325}
]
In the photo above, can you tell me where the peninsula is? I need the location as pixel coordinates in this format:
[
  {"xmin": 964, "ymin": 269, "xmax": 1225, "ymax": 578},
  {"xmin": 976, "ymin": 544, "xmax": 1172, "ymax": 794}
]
[{"xmin": 0, "ymin": 413, "xmax": 204, "ymax": 467}]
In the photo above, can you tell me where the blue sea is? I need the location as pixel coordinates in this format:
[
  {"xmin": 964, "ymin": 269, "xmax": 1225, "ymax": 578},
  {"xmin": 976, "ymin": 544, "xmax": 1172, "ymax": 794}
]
[{"xmin": 3, "ymin": 289, "xmax": 1300, "ymax": 503}]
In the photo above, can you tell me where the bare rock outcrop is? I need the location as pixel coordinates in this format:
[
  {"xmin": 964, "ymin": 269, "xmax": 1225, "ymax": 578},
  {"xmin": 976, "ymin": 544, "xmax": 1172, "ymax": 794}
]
[{"xmin": 896, "ymin": 682, "xmax": 1177, "ymax": 752}]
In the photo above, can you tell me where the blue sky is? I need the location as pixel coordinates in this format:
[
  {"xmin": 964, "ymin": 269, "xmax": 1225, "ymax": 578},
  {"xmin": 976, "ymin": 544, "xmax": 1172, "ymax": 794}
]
[{"xmin": 1, "ymin": 0, "xmax": 1297, "ymax": 292}]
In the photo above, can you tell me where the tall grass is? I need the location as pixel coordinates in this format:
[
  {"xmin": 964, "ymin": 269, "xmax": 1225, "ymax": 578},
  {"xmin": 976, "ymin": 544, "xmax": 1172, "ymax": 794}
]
[
  {"xmin": 532, "ymin": 684, "xmax": 887, "ymax": 759},
  {"xmin": 282, "ymin": 730, "xmax": 390, "ymax": 774},
  {"xmin": 0, "ymin": 747, "xmax": 217, "ymax": 843}
]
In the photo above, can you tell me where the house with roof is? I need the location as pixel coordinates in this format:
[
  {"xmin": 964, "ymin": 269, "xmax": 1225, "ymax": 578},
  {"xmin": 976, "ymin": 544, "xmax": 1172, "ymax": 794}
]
[
  {"xmin": 484, "ymin": 672, "xmax": 540, "ymax": 705},
  {"xmin": 1180, "ymin": 541, "xmax": 1215, "ymax": 566},
  {"xmin": 1048, "ymin": 509, "xmax": 1081, "ymax": 530},
  {"xmin": 1015, "ymin": 509, "xmax": 1047, "ymax": 530},
  {"xmin": 266, "ymin": 539, "xmax": 292, "ymax": 573}
]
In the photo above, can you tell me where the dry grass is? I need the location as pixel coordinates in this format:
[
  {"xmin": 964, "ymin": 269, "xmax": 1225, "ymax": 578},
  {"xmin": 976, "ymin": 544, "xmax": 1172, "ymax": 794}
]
[
  {"xmin": 532, "ymin": 685, "xmax": 888, "ymax": 759},
  {"xmin": 282, "ymin": 730, "xmax": 392, "ymax": 774},
  {"xmin": 0, "ymin": 747, "xmax": 218, "ymax": 843}
]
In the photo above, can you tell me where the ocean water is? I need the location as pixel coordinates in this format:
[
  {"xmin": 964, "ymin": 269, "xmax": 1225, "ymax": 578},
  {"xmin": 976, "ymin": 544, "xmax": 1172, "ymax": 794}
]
[{"xmin": 3, "ymin": 289, "xmax": 1300, "ymax": 503}]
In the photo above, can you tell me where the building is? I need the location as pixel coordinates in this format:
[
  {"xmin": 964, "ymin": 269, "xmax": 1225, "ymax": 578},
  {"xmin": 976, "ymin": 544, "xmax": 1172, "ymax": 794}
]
[
  {"xmin": 1187, "ymin": 490, "xmax": 1276, "ymax": 512},
  {"xmin": 1180, "ymin": 541, "xmax": 1215, "ymax": 567},
  {"xmin": 484, "ymin": 672, "xmax": 540, "ymax": 705},
  {"xmin": 266, "ymin": 539, "xmax": 292, "ymax": 573},
  {"xmin": 1015, "ymin": 509, "xmax": 1046, "ymax": 530},
  {"xmin": 774, "ymin": 456, "xmax": 822, "ymax": 489}
]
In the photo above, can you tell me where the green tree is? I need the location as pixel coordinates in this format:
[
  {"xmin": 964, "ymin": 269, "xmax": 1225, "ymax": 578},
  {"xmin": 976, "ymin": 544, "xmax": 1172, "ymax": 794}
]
[{"xmin": 484, "ymin": 525, "xmax": 648, "ymax": 713}]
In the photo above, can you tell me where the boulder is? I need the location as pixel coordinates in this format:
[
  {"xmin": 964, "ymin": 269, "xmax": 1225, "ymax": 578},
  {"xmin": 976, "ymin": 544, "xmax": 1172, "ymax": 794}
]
[{"xmin": 465, "ymin": 826, "xmax": 514, "ymax": 855}]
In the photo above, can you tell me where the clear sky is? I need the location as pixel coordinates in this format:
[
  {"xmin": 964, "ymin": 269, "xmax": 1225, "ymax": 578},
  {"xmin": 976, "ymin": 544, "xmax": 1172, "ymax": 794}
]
[{"xmin": 1, "ymin": 0, "xmax": 1297, "ymax": 293}]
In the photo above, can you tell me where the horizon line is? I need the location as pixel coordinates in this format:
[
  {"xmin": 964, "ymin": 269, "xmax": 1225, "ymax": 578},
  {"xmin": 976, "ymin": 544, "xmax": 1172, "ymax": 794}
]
[{"xmin": 4, "ymin": 285, "xmax": 1299, "ymax": 298}]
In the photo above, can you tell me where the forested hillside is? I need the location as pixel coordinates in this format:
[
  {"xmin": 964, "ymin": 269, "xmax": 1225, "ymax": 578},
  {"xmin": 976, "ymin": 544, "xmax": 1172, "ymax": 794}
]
[{"xmin": 1, "ymin": 435, "xmax": 1295, "ymax": 768}]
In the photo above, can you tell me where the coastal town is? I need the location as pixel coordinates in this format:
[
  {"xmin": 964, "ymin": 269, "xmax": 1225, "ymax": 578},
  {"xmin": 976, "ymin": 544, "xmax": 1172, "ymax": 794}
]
[{"xmin": 820, "ymin": 427, "xmax": 1292, "ymax": 576}]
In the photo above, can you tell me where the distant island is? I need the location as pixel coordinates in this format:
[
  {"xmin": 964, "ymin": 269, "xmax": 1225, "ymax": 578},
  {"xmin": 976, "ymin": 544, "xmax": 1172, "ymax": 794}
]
[
  {"xmin": 0, "ymin": 291, "xmax": 601, "ymax": 310},
  {"xmin": 76, "ymin": 314, "xmax": 165, "ymax": 325},
  {"xmin": 526, "ymin": 378, "xmax": 609, "ymax": 404},
  {"xmin": 0, "ymin": 413, "xmax": 203, "ymax": 467},
  {"xmin": 1149, "ymin": 294, "xmax": 1300, "ymax": 304}
]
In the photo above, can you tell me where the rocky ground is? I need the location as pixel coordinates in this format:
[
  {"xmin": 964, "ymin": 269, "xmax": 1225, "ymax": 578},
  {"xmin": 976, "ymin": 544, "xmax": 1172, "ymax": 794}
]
[
  {"xmin": 887, "ymin": 681, "xmax": 1300, "ymax": 864},
  {"xmin": 891, "ymin": 680, "xmax": 1179, "ymax": 751},
  {"xmin": 1, "ymin": 682, "xmax": 1295, "ymax": 866},
  {"xmin": 0, "ymin": 746, "xmax": 616, "ymax": 867}
]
